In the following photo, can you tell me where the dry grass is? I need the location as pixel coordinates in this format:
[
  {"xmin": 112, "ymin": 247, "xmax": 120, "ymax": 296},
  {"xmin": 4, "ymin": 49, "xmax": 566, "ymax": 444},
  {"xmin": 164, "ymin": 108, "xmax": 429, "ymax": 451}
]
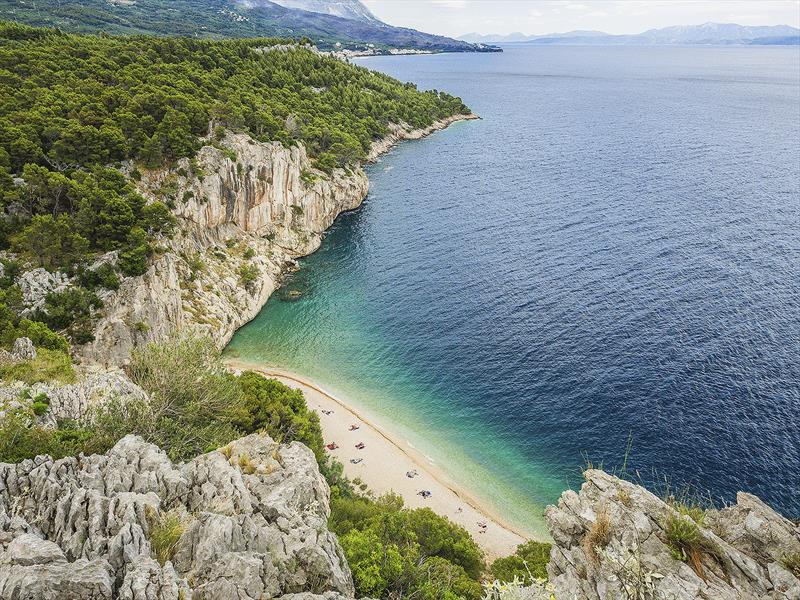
[
  {"xmin": 781, "ymin": 553, "xmax": 800, "ymax": 578},
  {"xmin": 616, "ymin": 489, "xmax": 632, "ymax": 507},
  {"xmin": 238, "ymin": 452, "xmax": 257, "ymax": 474},
  {"xmin": 582, "ymin": 505, "xmax": 612, "ymax": 565},
  {"xmin": 146, "ymin": 507, "xmax": 187, "ymax": 565},
  {"xmin": 664, "ymin": 509, "xmax": 718, "ymax": 580},
  {"xmin": 219, "ymin": 444, "xmax": 233, "ymax": 460}
]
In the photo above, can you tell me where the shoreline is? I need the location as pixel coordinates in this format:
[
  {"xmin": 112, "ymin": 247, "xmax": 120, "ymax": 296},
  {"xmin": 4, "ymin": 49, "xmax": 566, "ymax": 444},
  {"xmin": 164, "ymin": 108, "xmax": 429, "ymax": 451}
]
[{"xmin": 225, "ymin": 359, "xmax": 531, "ymax": 561}]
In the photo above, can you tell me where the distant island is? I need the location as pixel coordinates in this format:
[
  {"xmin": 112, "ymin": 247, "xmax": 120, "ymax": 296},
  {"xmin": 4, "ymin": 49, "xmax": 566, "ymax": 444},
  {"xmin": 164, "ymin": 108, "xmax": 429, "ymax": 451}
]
[{"xmin": 460, "ymin": 22, "xmax": 800, "ymax": 46}]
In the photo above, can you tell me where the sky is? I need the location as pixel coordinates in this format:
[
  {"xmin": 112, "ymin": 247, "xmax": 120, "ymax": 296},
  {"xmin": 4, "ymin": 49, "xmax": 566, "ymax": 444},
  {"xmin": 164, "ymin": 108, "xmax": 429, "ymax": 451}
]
[{"xmin": 360, "ymin": 0, "xmax": 800, "ymax": 37}]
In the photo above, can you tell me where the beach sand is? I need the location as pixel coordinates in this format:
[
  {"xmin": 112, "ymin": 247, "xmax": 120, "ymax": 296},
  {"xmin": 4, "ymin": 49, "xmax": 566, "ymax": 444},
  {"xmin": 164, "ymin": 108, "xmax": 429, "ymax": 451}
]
[{"xmin": 225, "ymin": 360, "xmax": 530, "ymax": 560}]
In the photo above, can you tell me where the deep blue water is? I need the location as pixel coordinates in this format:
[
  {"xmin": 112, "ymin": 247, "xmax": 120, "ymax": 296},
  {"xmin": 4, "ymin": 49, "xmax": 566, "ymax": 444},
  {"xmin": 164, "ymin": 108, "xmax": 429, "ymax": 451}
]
[{"xmin": 228, "ymin": 46, "xmax": 800, "ymax": 529}]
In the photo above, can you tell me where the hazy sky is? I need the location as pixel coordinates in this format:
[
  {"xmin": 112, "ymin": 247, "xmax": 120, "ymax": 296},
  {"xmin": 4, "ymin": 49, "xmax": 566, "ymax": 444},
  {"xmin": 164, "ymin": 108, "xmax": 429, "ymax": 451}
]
[{"xmin": 360, "ymin": 0, "xmax": 800, "ymax": 37}]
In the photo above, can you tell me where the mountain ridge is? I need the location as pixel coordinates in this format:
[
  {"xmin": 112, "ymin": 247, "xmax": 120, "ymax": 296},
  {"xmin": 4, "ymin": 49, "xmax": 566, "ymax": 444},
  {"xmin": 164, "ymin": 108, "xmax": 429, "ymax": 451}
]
[
  {"xmin": 0, "ymin": 0, "xmax": 500, "ymax": 52},
  {"xmin": 460, "ymin": 22, "xmax": 800, "ymax": 45}
]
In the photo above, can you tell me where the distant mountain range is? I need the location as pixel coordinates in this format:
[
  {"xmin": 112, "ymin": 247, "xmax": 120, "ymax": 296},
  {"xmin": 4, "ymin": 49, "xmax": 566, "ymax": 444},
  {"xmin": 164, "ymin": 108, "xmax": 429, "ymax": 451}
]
[
  {"xmin": 0, "ymin": 0, "xmax": 500, "ymax": 53},
  {"xmin": 460, "ymin": 23, "xmax": 800, "ymax": 46}
]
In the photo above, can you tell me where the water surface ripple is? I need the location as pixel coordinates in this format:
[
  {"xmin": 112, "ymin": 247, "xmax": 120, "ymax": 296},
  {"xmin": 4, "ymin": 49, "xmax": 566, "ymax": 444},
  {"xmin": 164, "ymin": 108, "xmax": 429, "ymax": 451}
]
[{"xmin": 227, "ymin": 46, "xmax": 800, "ymax": 533}]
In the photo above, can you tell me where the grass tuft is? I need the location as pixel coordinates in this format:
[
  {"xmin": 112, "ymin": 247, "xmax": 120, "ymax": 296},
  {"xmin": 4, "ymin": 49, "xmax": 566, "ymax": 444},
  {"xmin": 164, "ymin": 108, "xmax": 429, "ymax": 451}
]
[
  {"xmin": 582, "ymin": 505, "xmax": 612, "ymax": 565},
  {"xmin": 0, "ymin": 348, "xmax": 75, "ymax": 384},
  {"xmin": 147, "ymin": 507, "xmax": 187, "ymax": 565},
  {"xmin": 238, "ymin": 452, "xmax": 257, "ymax": 474},
  {"xmin": 781, "ymin": 553, "xmax": 800, "ymax": 578}
]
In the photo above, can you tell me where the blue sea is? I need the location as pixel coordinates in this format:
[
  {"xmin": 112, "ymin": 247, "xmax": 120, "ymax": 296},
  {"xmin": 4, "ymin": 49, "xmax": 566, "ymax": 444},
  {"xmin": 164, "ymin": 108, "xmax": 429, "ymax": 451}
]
[{"xmin": 226, "ymin": 45, "xmax": 800, "ymax": 535}]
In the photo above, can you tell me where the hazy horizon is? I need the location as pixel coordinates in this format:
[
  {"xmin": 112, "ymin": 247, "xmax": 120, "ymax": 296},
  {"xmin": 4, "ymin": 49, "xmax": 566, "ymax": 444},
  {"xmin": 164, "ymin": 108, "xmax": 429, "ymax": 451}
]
[{"xmin": 361, "ymin": 0, "xmax": 800, "ymax": 39}]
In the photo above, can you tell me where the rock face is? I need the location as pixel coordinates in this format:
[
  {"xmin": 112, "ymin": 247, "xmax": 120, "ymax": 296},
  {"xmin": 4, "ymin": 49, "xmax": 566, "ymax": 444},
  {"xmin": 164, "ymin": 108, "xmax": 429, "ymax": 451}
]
[
  {"xmin": 77, "ymin": 133, "xmax": 369, "ymax": 366},
  {"xmin": 17, "ymin": 268, "xmax": 70, "ymax": 313},
  {"xmin": 0, "ymin": 433, "xmax": 356, "ymax": 600},
  {"xmin": 545, "ymin": 469, "xmax": 800, "ymax": 600},
  {"xmin": 366, "ymin": 115, "xmax": 478, "ymax": 161}
]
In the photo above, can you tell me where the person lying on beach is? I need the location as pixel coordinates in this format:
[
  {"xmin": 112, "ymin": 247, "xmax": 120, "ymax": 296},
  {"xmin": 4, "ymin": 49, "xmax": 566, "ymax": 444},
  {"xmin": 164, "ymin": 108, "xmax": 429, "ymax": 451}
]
[
  {"xmin": 355, "ymin": 442, "xmax": 366, "ymax": 450},
  {"xmin": 350, "ymin": 458, "xmax": 363, "ymax": 464},
  {"xmin": 405, "ymin": 469, "xmax": 418, "ymax": 478},
  {"xmin": 321, "ymin": 409, "xmax": 334, "ymax": 415},
  {"xmin": 349, "ymin": 424, "xmax": 360, "ymax": 431},
  {"xmin": 326, "ymin": 442, "xmax": 338, "ymax": 450}
]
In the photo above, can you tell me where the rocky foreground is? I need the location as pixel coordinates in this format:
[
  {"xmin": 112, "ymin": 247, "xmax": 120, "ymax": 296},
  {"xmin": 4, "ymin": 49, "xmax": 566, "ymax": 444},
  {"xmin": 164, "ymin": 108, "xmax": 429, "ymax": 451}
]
[
  {"xmin": 0, "ymin": 433, "xmax": 362, "ymax": 600},
  {"xmin": 546, "ymin": 470, "xmax": 800, "ymax": 599},
  {"xmin": 1, "ymin": 419, "xmax": 797, "ymax": 599}
]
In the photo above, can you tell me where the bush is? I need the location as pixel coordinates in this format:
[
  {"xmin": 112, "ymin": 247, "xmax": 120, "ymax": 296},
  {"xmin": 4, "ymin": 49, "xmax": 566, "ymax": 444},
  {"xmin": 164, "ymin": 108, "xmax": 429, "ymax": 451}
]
[
  {"xmin": 234, "ymin": 371, "xmax": 324, "ymax": 461},
  {"xmin": 38, "ymin": 287, "xmax": 102, "ymax": 343},
  {"xmin": 0, "ymin": 404, "xmax": 102, "ymax": 462},
  {"xmin": 238, "ymin": 264, "xmax": 259, "ymax": 291},
  {"xmin": 79, "ymin": 263, "xmax": 120, "ymax": 291},
  {"xmin": 126, "ymin": 334, "xmax": 243, "ymax": 460},
  {"xmin": 14, "ymin": 319, "xmax": 69, "ymax": 353},
  {"xmin": 0, "ymin": 347, "xmax": 75, "ymax": 384},
  {"xmin": 490, "ymin": 540, "xmax": 552, "ymax": 584},
  {"xmin": 333, "ymin": 493, "xmax": 485, "ymax": 599}
]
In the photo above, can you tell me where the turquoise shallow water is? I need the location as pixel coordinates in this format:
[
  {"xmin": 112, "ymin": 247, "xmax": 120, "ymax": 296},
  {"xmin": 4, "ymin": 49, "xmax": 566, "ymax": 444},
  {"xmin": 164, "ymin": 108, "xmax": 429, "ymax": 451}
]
[{"xmin": 226, "ymin": 46, "xmax": 800, "ymax": 535}]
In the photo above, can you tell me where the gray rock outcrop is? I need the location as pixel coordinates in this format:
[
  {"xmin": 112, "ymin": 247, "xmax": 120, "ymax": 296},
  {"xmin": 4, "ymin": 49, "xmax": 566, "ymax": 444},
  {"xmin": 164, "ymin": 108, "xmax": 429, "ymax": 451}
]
[
  {"xmin": 545, "ymin": 469, "xmax": 800, "ymax": 600},
  {"xmin": 17, "ymin": 268, "xmax": 70, "ymax": 313},
  {"xmin": 0, "ymin": 433, "xmax": 355, "ymax": 600},
  {"xmin": 10, "ymin": 338, "xmax": 35, "ymax": 361}
]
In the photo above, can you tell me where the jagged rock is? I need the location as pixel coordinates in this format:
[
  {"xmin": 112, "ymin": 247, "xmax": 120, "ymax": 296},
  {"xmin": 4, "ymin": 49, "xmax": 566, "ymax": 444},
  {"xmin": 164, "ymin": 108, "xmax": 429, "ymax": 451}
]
[
  {"xmin": 545, "ymin": 469, "xmax": 800, "ymax": 600},
  {"xmin": 10, "ymin": 337, "xmax": 36, "ymax": 361},
  {"xmin": 5, "ymin": 533, "xmax": 65, "ymax": 566},
  {"xmin": 277, "ymin": 594, "xmax": 375, "ymax": 600},
  {"xmin": 0, "ymin": 367, "xmax": 149, "ymax": 427},
  {"xmin": 17, "ymin": 268, "xmax": 70, "ymax": 312},
  {"xmin": 0, "ymin": 433, "xmax": 355, "ymax": 600}
]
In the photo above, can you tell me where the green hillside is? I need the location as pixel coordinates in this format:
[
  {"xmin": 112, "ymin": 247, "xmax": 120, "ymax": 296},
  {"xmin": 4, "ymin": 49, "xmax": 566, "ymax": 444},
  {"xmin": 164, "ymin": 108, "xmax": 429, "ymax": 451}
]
[
  {"xmin": 0, "ymin": 0, "xmax": 497, "ymax": 52},
  {"xmin": 0, "ymin": 21, "xmax": 468, "ymax": 346}
]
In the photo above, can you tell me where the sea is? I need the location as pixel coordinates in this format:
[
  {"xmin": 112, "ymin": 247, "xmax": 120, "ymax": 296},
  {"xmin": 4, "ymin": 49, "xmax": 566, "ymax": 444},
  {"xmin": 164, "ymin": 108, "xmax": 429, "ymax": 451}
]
[{"xmin": 225, "ymin": 45, "xmax": 800, "ymax": 536}]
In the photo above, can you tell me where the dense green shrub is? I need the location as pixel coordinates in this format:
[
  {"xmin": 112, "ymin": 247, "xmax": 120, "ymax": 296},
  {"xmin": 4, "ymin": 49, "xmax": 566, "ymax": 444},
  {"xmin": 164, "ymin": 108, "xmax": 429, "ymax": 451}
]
[
  {"xmin": 0, "ymin": 404, "xmax": 100, "ymax": 462},
  {"xmin": 490, "ymin": 540, "xmax": 552, "ymax": 583},
  {"xmin": 235, "ymin": 371, "xmax": 324, "ymax": 460},
  {"xmin": 238, "ymin": 264, "xmax": 260, "ymax": 291},
  {"xmin": 124, "ymin": 335, "xmax": 244, "ymax": 460},
  {"xmin": 79, "ymin": 263, "xmax": 120, "ymax": 291},
  {"xmin": 331, "ymin": 493, "xmax": 485, "ymax": 599},
  {"xmin": 37, "ymin": 287, "xmax": 102, "ymax": 344}
]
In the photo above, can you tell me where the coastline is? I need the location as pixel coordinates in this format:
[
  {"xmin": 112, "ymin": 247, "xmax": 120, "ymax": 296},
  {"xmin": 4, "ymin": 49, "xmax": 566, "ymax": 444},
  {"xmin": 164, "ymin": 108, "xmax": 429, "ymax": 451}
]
[{"xmin": 225, "ymin": 360, "xmax": 531, "ymax": 561}]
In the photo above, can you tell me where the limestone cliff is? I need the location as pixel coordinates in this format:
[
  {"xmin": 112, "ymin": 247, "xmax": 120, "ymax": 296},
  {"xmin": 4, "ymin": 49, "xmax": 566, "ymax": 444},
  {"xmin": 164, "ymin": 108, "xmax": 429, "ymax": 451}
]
[
  {"xmin": 78, "ymin": 117, "xmax": 474, "ymax": 366},
  {"xmin": 78, "ymin": 134, "xmax": 368, "ymax": 365}
]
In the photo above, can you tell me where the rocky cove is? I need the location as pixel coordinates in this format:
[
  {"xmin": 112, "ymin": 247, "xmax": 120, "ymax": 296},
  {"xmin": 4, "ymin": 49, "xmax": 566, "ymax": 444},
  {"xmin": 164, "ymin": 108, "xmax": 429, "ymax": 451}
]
[
  {"xmin": 78, "ymin": 115, "xmax": 478, "ymax": 366},
  {"xmin": 1, "ymin": 115, "xmax": 798, "ymax": 599}
]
